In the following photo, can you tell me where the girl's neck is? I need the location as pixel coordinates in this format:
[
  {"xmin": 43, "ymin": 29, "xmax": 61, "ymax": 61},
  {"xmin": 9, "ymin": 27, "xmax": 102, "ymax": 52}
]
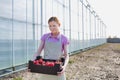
[{"xmin": 51, "ymin": 32, "xmax": 60, "ymax": 37}]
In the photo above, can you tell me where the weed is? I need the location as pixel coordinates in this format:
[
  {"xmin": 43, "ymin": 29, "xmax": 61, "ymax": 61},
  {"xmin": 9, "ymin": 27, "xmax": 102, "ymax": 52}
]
[
  {"xmin": 12, "ymin": 77, "xmax": 23, "ymax": 80},
  {"xmin": 69, "ymin": 60, "xmax": 74, "ymax": 64}
]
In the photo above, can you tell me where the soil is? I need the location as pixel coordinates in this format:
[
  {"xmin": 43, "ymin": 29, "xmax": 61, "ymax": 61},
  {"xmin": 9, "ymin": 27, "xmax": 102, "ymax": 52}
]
[{"xmin": 1, "ymin": 43, "xmax": 120, "ymax": 80}]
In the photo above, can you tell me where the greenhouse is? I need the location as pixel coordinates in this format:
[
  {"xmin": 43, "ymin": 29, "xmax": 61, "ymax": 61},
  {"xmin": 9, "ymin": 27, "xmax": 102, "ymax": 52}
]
[{"xmin": 0, "ymin": 0, "xmax": 106, "ymax": 77}]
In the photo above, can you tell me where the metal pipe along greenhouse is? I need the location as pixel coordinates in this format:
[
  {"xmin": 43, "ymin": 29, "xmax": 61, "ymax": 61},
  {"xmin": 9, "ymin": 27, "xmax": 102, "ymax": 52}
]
[{"xmin": 0, "ymin": 0, "xmax": 107, "ymax": 77}]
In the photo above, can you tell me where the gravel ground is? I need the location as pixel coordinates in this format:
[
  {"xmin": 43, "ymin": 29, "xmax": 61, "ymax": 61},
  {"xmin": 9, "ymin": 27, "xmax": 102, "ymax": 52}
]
[{"xmin": 1, "ymin": 43, "xmax": 120, "ymax": 80}]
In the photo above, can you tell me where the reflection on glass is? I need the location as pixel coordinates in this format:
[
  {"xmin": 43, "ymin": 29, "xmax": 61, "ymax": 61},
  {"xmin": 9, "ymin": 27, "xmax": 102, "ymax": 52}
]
[
  {"xmin": 27, "ymin": 0, "xmax": 33, "ymax": 23},
  {"xmin": 13, "ymin": 21, "xmax": 26, "ymax": 65},
  {"xmin": 0, "ymin": 19, "xmax": 12, "ymax": 69},
  {"xmin": 14, "ymin": 0, "xmax": 26, "ymax": 21},
  {"xmin": 0, "ymin": 0, "xmax": 12, "ymax": 18}
]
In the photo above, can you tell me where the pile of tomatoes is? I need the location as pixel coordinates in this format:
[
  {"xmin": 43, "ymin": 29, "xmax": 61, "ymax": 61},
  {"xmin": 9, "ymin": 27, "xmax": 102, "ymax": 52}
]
[{"xmin": 33, "ymin": 58, "xmax": 62, "ymax": 67}]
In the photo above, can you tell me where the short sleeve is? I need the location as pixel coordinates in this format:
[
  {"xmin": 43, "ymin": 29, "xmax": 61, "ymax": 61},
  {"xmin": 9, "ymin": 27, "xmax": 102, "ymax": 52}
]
[
  {"xmin": 62, "ymin": 35, "xmax": 69, "ymax": 46},
  {"xmin": 41, "ymin": 33, "xmax": 49, "ymax": 42}
]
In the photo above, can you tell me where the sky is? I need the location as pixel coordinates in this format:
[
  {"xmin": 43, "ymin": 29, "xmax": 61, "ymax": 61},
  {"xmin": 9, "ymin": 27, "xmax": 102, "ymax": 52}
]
[{"xmin": 87, "ymin": 0, "xmax": 120, "ymax": 38}]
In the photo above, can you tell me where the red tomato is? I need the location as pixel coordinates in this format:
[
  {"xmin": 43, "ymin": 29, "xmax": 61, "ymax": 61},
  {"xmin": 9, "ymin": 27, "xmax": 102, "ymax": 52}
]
[
  {"xmin": 49, "ymin": 62, "xmax": 55, "ymax": 67},
  {"xmin": 33, "ymin": 60, "xmax": 40, "ymax": 65},
  {"xmin": 45, "ymin": 61, "xmax": 49, "ymax": 66},
  {"xmin": 38, "ymin": 59, "xmax": 43, "ymax": 64},
  {"xmin": 45, "ymin": 61, "xmax": 55, "ymax": 67},
  {"xmin": 33, "ymin": 60, "xmax": 37, "ymax": 64},
  {"xmin": 42, "ymin": 61, "xmax": 46, "ymax": 66}
]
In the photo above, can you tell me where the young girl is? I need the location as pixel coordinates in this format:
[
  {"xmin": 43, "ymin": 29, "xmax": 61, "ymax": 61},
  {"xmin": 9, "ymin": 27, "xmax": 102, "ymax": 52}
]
[{"xmin": 34, "ymin": 16, "xmax": 69, "ymax": 80}]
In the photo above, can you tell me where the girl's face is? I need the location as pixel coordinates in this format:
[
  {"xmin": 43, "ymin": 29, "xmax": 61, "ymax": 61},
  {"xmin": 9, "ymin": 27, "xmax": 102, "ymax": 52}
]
[{"xmin": 48, "ymin": 21, "xmax": 60, "ymax": 34}]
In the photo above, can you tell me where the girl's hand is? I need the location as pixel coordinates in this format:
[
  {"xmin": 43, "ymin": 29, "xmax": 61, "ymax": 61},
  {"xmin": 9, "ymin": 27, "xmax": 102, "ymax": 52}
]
[{"xmin": 57, "ymin": 66, "xmax": 65, "ymax": 76}]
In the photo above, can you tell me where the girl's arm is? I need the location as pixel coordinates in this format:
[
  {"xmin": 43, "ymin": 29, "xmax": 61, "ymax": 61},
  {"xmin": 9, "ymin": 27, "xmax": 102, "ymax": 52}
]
[
  {"xmin": 57, "ymin": 44, "xmax": 69, "ymax": 75},
  {"xmin": 63, "ymin": 44, "xmax": 69, "ymax": 69},
  {"xmin": 33, "ymin": 40, "xmax": 44, "ymax": 59}
]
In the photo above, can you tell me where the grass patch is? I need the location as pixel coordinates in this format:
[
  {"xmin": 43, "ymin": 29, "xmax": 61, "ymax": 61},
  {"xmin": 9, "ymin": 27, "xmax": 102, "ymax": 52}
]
[
  {"xmin": 12, "ymin": 77, "xmax": 23, "ymax": 80},
  {"xmin": 68, "ymin": 60, "xmax": 74, "ymax": 64}
]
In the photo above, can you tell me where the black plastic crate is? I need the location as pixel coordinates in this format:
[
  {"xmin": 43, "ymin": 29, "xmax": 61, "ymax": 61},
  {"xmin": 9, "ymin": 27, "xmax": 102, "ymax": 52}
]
[{"xmin": 28, "ymin": 58, "xmax": 64, "ymax": 75}]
